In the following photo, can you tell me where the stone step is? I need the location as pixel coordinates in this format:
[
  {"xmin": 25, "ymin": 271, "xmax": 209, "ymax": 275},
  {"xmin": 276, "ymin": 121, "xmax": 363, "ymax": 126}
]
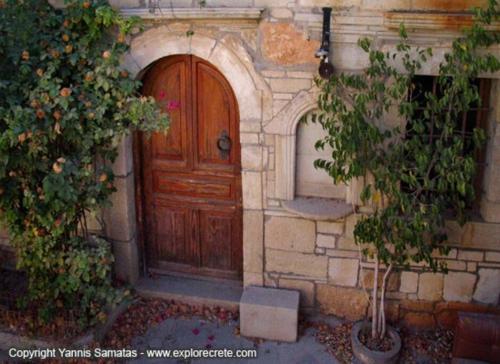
[
  {"xmin": 134, "ymin": 274, "xmax": 243, "ymax": 310},
  {"xmin": 240, "ymin": 286, "xmax": 300, "ymax": 342}
]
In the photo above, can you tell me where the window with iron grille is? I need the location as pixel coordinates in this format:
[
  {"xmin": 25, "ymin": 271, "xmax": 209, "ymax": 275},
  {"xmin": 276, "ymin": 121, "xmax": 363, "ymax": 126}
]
[{"xmin": 406, "ymin": 76, "xmax": 491, "ymax": 209}]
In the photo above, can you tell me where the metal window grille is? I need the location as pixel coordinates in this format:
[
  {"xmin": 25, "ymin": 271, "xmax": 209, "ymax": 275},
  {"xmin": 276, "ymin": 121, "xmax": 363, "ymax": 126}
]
[{"xmin": 406, "ymin": 76, "xmax": 491, "ymax": 208}]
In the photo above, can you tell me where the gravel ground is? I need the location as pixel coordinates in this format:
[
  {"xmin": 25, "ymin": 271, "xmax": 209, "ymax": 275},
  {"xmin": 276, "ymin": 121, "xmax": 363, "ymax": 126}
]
[
  {"xmin": 311, "ymin": 320, "xmax": 454, "ymax": 364},
  {"xmin": 0, "ymin": 293, "xmax": 454, "ymax": 363}
]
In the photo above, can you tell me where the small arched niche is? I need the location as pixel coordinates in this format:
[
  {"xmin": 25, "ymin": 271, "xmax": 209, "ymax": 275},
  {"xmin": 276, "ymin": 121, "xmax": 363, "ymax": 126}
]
[
  {"xmin": 296, "ymin": 111, "xmax": 346, "ymax": 200},
  {"xmin": 264, "ymin": 90, "xmax": 353, "ymax": 221}
]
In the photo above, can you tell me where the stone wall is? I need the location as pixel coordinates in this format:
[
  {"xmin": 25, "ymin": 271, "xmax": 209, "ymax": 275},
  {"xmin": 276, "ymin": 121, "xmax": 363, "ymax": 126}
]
[
  {"xmin": 263, "ymin": 212, "xmax": 500, "ymax": 328},
  {"xmin": 24, "ymin": 0, "xmax": 500, "ymax": 328}
]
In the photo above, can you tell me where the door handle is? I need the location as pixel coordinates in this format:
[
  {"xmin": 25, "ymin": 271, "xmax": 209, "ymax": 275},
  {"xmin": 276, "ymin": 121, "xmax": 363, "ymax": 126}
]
[{"xmin": 217, "ymin": 130, "xmax": 232, "ymax": 160}]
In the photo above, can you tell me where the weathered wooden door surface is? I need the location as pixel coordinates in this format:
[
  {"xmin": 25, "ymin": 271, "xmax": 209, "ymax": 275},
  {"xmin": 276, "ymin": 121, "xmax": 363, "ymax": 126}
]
[{"xmin": 139, "ymin": 55, "xmax": 242, "ymax": 279}]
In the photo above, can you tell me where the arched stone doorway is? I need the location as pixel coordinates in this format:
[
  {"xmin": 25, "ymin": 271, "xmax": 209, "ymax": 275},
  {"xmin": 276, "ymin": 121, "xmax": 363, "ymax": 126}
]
[{"xmin": 108, "ymin": 30, "xmax": 270, "ymax": 286}]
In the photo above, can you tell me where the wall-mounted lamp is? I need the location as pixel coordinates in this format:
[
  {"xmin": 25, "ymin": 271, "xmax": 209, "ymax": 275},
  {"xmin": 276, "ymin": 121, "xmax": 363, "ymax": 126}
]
[{"xmin": 315, "ymin": 7, "xmax": 334, "ymax": 79}]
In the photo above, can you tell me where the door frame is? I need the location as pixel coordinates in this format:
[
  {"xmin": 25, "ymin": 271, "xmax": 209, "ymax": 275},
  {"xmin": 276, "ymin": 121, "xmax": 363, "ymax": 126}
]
[{"xmin": 112, "ymin": 31, "xmax": 270, "ymax": 286}]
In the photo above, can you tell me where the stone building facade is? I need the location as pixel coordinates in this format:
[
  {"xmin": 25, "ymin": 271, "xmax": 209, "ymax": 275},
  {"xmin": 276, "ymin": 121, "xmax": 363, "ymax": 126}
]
[{"xmin": 2, "ymin": 0, "xmax": 499, "ymax": 328}]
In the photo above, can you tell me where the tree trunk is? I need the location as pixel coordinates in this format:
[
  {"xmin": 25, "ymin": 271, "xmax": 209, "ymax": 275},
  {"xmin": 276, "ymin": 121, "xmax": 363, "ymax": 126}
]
[
  {"xmin": 372, "ymin": 255, "xmax": 379, "ymax": 339},
  {"xmin": 379, "ymin": 264, "xmax": 393, "ymax": 339}
]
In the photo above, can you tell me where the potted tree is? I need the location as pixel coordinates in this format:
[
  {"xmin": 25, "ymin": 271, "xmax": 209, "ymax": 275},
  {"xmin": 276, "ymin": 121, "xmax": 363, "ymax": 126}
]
[{"xmin": 312, "ymin": 1, "xmax": 499, "ymax": 362}]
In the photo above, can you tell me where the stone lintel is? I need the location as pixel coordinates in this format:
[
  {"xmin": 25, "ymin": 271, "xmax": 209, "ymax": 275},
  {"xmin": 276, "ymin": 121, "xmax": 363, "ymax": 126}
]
[
  {"xmin": 121, "ymin": 8, "xmax": 264, "ymax": 21},
  {"xmin": 384, "ymin": 11, "xmax": 500, "ymax": 31}
]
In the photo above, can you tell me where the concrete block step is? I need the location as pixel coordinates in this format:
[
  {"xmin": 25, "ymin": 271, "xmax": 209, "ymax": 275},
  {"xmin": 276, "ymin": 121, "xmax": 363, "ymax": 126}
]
[{"xmin": 240, "ymin": 286, "xmax": 300, "ymax": 342}]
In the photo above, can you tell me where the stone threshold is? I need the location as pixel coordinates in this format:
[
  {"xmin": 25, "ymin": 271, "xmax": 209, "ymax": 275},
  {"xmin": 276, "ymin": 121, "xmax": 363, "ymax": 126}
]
[
  {"xmin": 120, "ymin": 7, "xmax": 263, "ymax": 21},
  {"xmin": 134, "ymin": 274, "xmax": 243, "ymax": 310}
]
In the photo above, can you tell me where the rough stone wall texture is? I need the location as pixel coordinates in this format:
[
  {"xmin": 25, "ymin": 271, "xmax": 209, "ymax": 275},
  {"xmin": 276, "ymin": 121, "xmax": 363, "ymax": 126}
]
[{"xmin": 7, "ymin": 0, "xmax": 499, "ymax": 328}]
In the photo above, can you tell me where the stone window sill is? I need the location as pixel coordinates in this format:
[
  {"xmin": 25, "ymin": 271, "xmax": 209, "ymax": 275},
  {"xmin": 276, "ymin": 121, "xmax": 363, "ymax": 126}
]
[
  {"xmin": 282, "ymin": 197, "xmax": 354, "ymax": 221},
  {"xmin": 120, "ymin": 7, "xmax": 264, "ymax": 20}
]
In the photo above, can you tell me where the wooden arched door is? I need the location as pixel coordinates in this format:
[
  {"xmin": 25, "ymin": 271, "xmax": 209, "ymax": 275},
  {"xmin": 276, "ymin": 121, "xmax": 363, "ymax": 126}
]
[{"xmin": 137, "ymin": 55, "xmax": 243, "ymax": 280}]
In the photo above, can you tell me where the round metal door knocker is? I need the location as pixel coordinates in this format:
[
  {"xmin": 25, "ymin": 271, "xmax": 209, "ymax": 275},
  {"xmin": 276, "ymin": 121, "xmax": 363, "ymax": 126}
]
[{"xmin": 217, "ymin": 130, "xmax": 232, "ymax": 160}]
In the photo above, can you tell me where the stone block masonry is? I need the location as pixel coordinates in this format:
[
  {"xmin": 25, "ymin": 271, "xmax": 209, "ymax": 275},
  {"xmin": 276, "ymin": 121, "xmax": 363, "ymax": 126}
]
[
  {"xmin": 38, "ymin": 0, "xmax": 500, "ymax": 334},
  {"xmin": 262, "ymin": 211, "xmax": 500, "ymax": 328}
]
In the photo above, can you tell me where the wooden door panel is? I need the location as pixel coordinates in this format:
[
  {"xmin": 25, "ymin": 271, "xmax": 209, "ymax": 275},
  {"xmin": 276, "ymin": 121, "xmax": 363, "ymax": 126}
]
[
  {"xmin": 194, "ymin": 62, "xmax": 235, "ymax": 169},
  {"xmin": 146, "ymin": 57, "xmax": 191, "ymax": 169},
  {"xmin": 153, "ymin": 204, "xmax": 191, "ymax": 265},
  {"xmin": 139, "ymin": 55, "xmax": 242, "ymax": 279},
  {"xmin": 154, "ymin": 172, "xmax": 235, "ymax": 201},
  {"xmin": 199, "ymin": 208, "xmax": 239, "ymax": 272}
]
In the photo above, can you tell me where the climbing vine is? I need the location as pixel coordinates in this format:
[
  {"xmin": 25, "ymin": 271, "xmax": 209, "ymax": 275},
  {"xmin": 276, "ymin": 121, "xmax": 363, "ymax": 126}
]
[
  {"xmin": 313, "ymin": 0, "xmax": 499, "ymax": 340},
  {"xmin": 0, "ymin": 0, "xmax": 169, "ymax": 325}
]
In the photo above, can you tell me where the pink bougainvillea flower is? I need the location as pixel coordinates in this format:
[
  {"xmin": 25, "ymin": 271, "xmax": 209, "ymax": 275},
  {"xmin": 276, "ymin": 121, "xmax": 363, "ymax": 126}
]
[
  {"xmin": 207, "ymin": 335, "xmax": 215, "ymax": 341},
  {"xmin": 166, "ymin": 100, "xmax": 180, "ymax": 112},
  {"xmin": 158, "ymin": 90, "xmax": 166, "ymax": 99},
  {"xmin": 192, "ymin": 328, "xmax": 200, "ymax": 335}
]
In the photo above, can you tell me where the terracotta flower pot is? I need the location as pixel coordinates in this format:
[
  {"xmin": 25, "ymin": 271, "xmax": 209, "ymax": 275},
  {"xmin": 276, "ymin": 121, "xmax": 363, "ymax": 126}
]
[{"xmin": 351, "ymin": 321, "xmax": 402, "ymax": 364}]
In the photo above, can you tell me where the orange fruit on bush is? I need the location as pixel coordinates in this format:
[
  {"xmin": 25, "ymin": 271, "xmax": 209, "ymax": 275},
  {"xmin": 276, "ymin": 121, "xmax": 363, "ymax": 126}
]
[
  {"xmin": 60, "ymin": 88, "xmax": 71, "ymax": 97},
  {"xmin": 18, "ymin": 133, "xmax": 27, "ymax": 143},
  {"xmin": 36, "ymin": 109, "xmax": 45, "ymax": 119},
  {"xmin": 117, "ymin": 33, "xmax": 126, "ymax": 43},
  {"xmin": 52, "ymin": 162, "xmax": 63, "ymax": 174}
]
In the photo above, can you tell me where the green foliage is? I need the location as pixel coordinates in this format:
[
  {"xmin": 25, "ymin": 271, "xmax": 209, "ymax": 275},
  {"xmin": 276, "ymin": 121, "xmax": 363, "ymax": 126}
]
[
  {"xmin": 314, "ymin": 1, "xmax": 499, "ymax": 271},
  {"xmin": 0, "ymin": 0, "xmax": 169, "ymax": 325}
]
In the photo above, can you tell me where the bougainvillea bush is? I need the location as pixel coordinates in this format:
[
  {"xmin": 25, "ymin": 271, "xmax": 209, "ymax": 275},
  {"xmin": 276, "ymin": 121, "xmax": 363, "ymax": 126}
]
[{"xmin": 0, "ymin": 0, "xmax": 169, "ymax": 325}]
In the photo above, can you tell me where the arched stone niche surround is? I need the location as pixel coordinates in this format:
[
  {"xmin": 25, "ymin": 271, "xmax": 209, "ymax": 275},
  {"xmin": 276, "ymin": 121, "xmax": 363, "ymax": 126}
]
[
  {"xmin": 264, "ymin": 89, "xmax": 320, "ymax": 201},
  {"xmin": 106, "ymin": 28, "xmax": 272, "ymax": 285},
  {"xmin": 264, "ymin": 89, "xmax": 354, "ymax": 220}
]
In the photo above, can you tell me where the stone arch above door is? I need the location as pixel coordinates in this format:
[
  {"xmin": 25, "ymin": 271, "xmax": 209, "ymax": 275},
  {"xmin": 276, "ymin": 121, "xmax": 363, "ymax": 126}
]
[
  {"xmin": 107, "ymin": 28, "xmax": 269, "ymax": 286},
  {"xmin": 123, "ymin": 28, "xmax": 272, "ymax": 123}
]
